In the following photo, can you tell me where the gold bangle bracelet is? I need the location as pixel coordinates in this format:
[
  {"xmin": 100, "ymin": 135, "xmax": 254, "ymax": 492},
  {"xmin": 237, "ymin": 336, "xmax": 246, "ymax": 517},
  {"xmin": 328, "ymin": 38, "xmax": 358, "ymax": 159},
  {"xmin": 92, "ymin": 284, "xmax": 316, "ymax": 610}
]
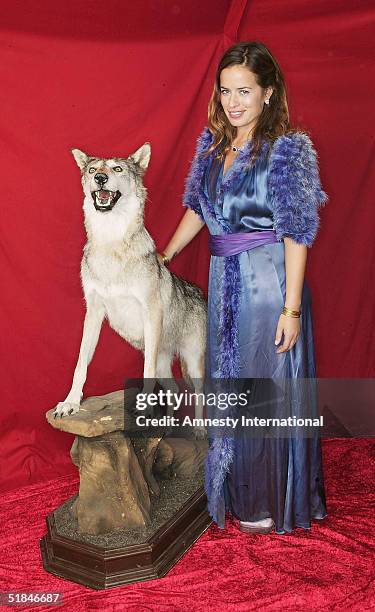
[
  {"xmin": 282, "ymin": 306, "xmax": 301, "ymax": 318},
  {"xmin": 160, "ymin": 252, "xmax": 170, "ymax": 265}
]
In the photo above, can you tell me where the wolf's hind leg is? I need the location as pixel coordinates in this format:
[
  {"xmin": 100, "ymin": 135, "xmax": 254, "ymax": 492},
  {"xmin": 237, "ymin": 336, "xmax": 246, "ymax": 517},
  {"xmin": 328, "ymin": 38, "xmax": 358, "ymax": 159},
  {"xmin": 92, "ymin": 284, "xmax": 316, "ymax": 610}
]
[
  {"xmin": 53, "ymin": 294, "xmax": 105, "ymax": 418},
  {"xmin": 156, "ymin": 352, "xmax": 180, "ymax": 419},
  {"xmin": 180, "ymin": 346, "xmax": 206, "ymax": 439}
]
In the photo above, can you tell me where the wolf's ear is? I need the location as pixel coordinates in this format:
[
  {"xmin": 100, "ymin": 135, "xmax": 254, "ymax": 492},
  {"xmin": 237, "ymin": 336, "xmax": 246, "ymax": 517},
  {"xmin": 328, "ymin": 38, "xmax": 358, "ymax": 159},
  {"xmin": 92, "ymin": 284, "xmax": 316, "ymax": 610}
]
[
  {"xmin": 71, "ymin": 148, "xmax": 89, "ymax": 171},
  {"xmin": 129, "ymin": 143, "xmax": 151, "ymax": 172}
]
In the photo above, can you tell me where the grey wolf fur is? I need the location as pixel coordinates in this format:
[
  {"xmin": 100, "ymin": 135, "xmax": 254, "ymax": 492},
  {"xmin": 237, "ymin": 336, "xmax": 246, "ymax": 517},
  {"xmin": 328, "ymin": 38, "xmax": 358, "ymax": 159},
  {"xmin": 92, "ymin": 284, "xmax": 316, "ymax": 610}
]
[{"xmin": 53, "ymin": 143, "xmax": 207, "ymax": 435}]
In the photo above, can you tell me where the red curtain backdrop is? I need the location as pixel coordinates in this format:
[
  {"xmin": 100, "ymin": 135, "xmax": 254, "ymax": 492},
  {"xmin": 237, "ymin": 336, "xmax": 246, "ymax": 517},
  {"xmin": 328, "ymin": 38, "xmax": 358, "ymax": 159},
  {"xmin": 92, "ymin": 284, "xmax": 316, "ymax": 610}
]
[
  {"xmin": 237, "ymin": 0, "xmax": 375, "ymax": 378},
  {"xmin": 0, "ymin": 0, "xmax": 374, "ymax": 491}
]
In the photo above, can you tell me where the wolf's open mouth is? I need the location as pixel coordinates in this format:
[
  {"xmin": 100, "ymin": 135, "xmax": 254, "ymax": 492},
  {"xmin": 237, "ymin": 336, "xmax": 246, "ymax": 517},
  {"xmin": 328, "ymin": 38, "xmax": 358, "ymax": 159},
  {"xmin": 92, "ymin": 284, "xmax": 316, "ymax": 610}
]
[{"xmin": 92, "ymin": 189, "xmax": 121, "ymax": 212}]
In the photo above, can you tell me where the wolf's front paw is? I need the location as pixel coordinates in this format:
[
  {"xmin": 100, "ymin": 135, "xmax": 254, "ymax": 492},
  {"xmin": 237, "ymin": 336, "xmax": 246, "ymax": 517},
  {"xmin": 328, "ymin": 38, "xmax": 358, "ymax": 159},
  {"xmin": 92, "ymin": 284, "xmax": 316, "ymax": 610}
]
[
  {"xmin": 193, "ymin": 425, "xmax": 207, "ymax": 440},
  {"xmin": 53, "ymin": 402, "xmax": 80, "ymax": 418}
]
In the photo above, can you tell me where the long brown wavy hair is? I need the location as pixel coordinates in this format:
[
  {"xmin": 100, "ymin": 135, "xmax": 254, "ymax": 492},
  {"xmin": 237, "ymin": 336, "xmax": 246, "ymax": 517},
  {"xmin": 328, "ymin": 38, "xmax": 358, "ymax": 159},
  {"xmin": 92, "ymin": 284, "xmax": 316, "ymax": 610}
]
[{"xmin": 206, "ymin": 41, "xmax": 298, "ymax": 165}]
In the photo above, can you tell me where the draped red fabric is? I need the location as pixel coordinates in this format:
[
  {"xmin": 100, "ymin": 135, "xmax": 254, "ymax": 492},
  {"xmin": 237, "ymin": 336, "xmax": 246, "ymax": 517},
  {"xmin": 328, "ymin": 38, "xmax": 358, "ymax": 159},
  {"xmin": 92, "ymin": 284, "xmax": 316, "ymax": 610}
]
[
  {"xmin": 0, "ymin": 0, "xmax": 374, "ymax": 498},
  {"xmin": 0, "ymin": 1, "xmax": 229, "ymax": 491},
  {"xmin": 0, "ymin": 439, "xmax": 374, "ymax": 609},
  {"xmin": 236, "ymin": 0, "xmax": 375, "ymax": 379}
]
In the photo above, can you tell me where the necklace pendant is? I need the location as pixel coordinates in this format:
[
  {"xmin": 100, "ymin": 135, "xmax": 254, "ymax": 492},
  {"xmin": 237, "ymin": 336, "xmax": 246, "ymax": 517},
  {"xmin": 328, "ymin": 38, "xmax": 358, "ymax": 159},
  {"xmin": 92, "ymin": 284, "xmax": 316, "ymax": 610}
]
[
  {"xmin": 232, "ymin": 143, "xmax": 247, "ymax": 153},
  {"xmin": 231, "ymin": 138, "xmax": 252, "ymax": 153}
]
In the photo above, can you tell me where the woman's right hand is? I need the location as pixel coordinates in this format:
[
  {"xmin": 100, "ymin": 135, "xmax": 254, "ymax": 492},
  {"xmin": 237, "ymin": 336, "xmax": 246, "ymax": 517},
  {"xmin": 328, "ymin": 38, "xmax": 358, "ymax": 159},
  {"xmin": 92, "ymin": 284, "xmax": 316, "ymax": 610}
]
[{"xmin": 158, "ymin": 209, "xmax": 205, "ymax": 267}]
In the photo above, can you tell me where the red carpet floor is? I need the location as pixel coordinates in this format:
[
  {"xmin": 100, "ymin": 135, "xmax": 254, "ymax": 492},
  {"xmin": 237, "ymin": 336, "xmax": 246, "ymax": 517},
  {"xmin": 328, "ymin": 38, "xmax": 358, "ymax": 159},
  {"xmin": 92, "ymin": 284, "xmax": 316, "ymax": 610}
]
[{"xmin": 0, "ymin": 438, "xmax": 374, "ymax": 611}]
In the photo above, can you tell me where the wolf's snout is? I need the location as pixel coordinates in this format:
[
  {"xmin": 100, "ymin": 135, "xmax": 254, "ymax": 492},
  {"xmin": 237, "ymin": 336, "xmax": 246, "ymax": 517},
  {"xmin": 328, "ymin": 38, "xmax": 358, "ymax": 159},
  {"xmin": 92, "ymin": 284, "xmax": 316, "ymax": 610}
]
[{"xmin": 94, "ymin": 173, "xmax": 108, "ymax": 186}]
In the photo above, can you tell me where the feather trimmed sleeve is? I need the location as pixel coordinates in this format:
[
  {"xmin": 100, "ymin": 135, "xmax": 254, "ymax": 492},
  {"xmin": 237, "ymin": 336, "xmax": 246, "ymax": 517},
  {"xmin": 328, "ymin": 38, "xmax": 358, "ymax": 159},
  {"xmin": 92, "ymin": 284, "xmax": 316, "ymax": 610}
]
[
  {"xmin": 182, "ymin": 126, "xmax": 213, "ymax": 223},
  {"xmin": 267, "ymin": 132, "xmax": 328, "ymax": 247}
]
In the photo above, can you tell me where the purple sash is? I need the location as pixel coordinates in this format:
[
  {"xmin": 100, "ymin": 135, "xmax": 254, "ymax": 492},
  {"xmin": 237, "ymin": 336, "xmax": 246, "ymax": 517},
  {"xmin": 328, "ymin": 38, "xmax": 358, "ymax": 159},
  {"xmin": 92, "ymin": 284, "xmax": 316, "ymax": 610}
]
[{"xmin": 209, "ymin": 230, "xmax": 279, "ymax": 257}]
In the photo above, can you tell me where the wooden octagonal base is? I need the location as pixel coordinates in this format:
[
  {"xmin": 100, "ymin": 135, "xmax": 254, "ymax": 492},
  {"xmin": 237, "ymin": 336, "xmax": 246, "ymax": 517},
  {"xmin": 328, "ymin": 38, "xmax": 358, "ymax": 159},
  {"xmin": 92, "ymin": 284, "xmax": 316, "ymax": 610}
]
[{"xmin": 40, "ymin": 486, "xmax": 211, "ymax": 590}]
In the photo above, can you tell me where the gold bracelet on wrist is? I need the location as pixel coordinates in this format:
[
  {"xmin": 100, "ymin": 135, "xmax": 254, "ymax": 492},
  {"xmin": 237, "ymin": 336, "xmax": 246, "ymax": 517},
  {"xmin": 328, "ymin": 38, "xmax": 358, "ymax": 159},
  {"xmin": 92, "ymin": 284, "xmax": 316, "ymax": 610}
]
[
  {"xmin": 160, "ymin": 252, "xmax": 170, "ymax": 266},
  {"xmin": 282, "ymin": 306, "xmax": 301, "ymax": 318}
]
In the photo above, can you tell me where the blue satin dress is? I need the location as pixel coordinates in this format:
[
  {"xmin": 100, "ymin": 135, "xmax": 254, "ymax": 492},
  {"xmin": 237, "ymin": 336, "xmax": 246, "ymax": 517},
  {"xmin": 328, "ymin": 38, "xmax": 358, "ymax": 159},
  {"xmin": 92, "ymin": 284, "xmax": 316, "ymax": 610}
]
[{"xmin": 203, "ymin": 151, "xmax": 328, "ymax": 534}]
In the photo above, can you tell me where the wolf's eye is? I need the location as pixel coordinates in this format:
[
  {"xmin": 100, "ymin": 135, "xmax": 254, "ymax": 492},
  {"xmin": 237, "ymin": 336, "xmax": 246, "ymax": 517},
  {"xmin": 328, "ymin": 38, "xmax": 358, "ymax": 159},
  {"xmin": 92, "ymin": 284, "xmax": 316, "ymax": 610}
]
[
  {"xmin": 88, "ymin": 167, "xmax": 95, "ymax": 173},
  {"xmin": 113, "ymin": 166, "xmax": 123, "ymax": 172}
]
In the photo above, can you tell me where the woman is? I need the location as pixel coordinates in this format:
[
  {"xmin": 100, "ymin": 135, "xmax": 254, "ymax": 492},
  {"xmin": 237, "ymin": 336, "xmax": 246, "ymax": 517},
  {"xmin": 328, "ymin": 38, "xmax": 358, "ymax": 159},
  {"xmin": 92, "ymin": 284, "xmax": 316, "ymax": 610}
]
[{"xmin": 159, "ymin": 41, "xmax": 328, "ymax": 535}]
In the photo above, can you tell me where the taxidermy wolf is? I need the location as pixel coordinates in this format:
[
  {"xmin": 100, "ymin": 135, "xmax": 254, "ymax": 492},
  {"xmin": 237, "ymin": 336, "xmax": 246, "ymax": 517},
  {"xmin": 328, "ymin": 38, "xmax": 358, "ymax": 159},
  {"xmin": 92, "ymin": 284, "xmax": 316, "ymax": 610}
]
[{"xmin": 53, "ymin": 142, "xmax": 207, "ymax": 433}]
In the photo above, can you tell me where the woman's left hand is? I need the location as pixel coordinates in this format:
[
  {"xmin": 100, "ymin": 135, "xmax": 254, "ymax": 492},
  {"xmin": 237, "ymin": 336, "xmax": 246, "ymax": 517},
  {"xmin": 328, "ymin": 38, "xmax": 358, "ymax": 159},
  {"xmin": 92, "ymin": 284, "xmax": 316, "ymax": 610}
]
[{"xmin": 275, "ymin": 314, "xmax": 301, "ymax": 353}]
